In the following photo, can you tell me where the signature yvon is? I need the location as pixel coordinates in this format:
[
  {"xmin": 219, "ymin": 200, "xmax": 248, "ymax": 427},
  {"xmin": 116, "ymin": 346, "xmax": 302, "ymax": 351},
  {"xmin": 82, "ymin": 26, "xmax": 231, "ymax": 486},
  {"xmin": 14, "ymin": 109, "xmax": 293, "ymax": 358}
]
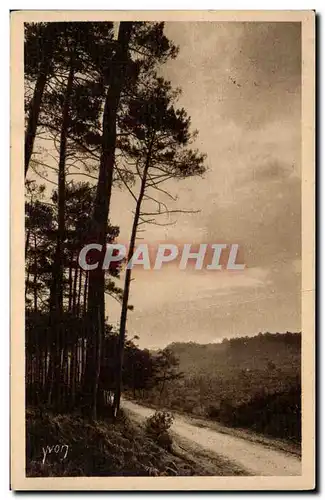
[{"xmin": 42, "ymin": 444, "xmax": 69, "ymax": 464}]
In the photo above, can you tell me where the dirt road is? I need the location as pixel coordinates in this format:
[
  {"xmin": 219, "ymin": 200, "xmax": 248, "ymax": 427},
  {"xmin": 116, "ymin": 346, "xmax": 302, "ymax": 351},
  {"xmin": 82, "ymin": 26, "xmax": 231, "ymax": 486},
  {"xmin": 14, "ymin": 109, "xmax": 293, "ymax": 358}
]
[{"xmin": 122, "ymin": 399, "xmax": 301, "ymax": 476}]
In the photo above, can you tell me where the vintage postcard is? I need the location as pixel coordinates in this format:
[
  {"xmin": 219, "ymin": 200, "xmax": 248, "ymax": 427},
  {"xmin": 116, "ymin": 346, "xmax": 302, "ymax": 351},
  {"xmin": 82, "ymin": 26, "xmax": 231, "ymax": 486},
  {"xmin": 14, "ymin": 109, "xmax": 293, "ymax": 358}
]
[{"xmin": 11, "ymin": 10, "xmax": 315, "ymax": 490}]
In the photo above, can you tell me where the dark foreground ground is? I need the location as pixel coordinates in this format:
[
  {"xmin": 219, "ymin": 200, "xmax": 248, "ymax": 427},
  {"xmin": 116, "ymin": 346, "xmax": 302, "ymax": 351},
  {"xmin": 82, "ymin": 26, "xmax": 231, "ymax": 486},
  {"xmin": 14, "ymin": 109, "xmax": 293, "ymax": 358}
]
[
  {"xmin": 26, "ymin": 402, "xmax": 301, "ymax": 477},
  {"xmin": 26, "ymin": 406, "xmax": 248, "ymax": 477}
]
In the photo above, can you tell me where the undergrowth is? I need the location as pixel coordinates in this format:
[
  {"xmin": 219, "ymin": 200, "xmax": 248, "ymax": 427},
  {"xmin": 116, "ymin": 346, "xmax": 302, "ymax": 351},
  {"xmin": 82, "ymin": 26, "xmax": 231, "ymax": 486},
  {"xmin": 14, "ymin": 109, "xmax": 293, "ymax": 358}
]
[{"xmin": 26, "ymin": 407, "xmax": 195, "ymax": 477}]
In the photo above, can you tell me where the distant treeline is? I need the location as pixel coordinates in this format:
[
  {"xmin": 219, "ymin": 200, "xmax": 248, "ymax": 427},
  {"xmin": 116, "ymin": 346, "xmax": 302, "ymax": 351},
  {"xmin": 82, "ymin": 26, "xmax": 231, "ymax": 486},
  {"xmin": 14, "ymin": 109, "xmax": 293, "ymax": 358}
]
[{"xmin": 137, "ymin": 332, "xmax": 301, "ymax": 443}]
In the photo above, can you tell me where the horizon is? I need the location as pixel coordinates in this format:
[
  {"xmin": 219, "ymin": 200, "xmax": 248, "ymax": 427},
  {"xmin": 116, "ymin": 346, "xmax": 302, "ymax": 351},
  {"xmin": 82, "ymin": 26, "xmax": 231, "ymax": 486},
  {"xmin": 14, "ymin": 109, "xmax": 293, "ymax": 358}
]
[{"xmin": 142, "ymin": 330, "xmax": 302, "ymax": 352}]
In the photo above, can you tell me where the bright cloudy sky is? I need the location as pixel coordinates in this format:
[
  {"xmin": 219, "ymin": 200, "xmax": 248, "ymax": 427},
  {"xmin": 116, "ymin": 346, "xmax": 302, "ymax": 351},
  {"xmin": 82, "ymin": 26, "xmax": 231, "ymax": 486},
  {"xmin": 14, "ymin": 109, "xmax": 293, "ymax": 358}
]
[{"xmin": 107, "ymin": 21, "xmax": 302, "ymax": 349}]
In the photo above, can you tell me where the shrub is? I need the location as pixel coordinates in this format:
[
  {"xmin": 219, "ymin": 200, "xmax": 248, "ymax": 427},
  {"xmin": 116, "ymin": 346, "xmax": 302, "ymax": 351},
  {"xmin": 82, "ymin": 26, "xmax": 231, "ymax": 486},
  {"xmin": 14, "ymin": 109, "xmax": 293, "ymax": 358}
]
[
  {"xmin": 145, "ymin": 411, "xmax": 174, "ymax": 451},
  {"xmin": 206, "ymin": 405, "xmax": 220, "ymax": 419}
]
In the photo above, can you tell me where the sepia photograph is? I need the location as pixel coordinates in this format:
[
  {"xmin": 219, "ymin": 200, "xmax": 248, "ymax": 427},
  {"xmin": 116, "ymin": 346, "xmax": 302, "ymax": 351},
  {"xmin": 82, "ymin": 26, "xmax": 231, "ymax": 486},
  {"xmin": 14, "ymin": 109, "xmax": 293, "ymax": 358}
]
[{"xmin": 10, "ymin": 10, "xmax": 315, "ymax": 490}]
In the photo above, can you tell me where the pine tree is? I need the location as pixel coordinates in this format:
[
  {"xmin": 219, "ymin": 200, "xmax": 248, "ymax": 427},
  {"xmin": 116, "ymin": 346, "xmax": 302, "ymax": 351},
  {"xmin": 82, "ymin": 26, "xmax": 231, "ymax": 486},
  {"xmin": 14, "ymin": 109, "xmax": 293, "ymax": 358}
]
[{"xmin": 113, "ymin": 75, "xmax": 206, "ymax": 414}]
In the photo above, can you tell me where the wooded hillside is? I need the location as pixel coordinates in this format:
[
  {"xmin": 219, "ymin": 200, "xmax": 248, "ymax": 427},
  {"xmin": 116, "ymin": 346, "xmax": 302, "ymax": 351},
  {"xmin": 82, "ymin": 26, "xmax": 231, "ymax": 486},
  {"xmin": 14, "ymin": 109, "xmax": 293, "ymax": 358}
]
[{"xmin": 137, "ymin": 332, "xmax": 301, "ymax": 443}]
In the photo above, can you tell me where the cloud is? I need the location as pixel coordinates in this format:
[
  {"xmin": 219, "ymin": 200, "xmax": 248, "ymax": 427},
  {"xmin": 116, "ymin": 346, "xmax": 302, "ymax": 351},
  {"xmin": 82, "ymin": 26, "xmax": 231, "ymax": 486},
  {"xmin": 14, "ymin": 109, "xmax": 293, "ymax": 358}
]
[
  {"xmin": 126, "ymin": 262, "xmax": 301, "ymax": 349},
  {"xmin": 249, "ymin": 159, "xmax": 296, "ymax": 182},
  {"xmin": 165, "ymin": 22, "xmax": 301, "ymax": 129}
]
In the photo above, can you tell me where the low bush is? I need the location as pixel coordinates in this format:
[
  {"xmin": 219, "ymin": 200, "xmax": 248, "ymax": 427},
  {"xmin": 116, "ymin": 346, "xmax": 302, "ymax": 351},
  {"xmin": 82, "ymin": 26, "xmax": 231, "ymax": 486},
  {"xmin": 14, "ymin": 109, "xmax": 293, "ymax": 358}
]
[
  {"xmin": 206, "ymin": 386, "xmax": 301, "ymax": 443},
  {"xmin": 145, "ymin": 411, "xmax": 174, "ymax": 451}
]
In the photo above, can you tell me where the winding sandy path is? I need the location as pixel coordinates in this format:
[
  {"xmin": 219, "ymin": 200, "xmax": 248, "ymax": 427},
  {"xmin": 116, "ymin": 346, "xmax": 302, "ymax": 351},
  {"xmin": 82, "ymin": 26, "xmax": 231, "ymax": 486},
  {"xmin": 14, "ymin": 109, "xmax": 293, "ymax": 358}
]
[{"xmin": 123, "ymin": 399, "xmax": 301, "ymax": 476}]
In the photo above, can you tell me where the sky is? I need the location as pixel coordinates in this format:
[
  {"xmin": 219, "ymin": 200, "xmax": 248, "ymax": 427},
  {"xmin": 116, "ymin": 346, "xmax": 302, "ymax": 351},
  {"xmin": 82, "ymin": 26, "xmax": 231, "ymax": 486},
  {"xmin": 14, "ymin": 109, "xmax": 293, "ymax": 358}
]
[
  {"xmin": 29, "ymin": 21, "xmax": 302, "ymax": 349},
  {"xmin": 108, "ymin": 21, "xmax": 302, "ymax": 349}
]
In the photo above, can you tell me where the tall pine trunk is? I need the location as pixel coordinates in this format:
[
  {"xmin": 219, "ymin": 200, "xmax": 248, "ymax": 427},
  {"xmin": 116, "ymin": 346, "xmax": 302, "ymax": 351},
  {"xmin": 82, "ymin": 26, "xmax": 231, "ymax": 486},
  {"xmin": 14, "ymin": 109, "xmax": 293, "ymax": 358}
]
[
  {"xmin": 33, "ymin": 233, "xmax": 38, "ymax": 312},
  {"xmin": 72, "ymin": 265, "xmax": 79, "ymax": 314},
  {"xmin": 76, "ymin": 267, "xmax": 82, "ymax": 316},
  {"xmin": 84, "ymin": 22, "xmax": 133, "ymax": 420},
  {"xmin": 83, "ymin": 270, "xmax": 88, "ymax": 316},
  {"xmin": 49, "ymin": 57, "xmax": 75, "ymax": 408},
  {"xmin": 68, "ymin": 257, "xmax": 74, "ymax": 311},
  {"xmin": 25, "ymin": 27, "xmax": 55, "ymax": 177},
  {"xmin": 113, "ymin": 142, "xmax": 152, "ymax": 415}
]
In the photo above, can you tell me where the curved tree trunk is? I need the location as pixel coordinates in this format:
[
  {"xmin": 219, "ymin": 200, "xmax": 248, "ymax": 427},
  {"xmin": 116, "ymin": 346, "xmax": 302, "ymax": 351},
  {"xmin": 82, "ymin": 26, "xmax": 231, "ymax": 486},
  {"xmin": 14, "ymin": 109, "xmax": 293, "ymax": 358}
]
[{"xmin": 113, "ymin": 141, "xmax": 152, "ymax": 416}]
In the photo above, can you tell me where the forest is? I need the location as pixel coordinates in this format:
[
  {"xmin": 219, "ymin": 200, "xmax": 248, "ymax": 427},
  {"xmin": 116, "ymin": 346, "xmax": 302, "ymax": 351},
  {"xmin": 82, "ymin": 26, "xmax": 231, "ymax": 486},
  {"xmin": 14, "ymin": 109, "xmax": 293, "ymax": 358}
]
[{"xmin": 25, "ymin": 21, "xmax": 207, "ymax": 421}]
